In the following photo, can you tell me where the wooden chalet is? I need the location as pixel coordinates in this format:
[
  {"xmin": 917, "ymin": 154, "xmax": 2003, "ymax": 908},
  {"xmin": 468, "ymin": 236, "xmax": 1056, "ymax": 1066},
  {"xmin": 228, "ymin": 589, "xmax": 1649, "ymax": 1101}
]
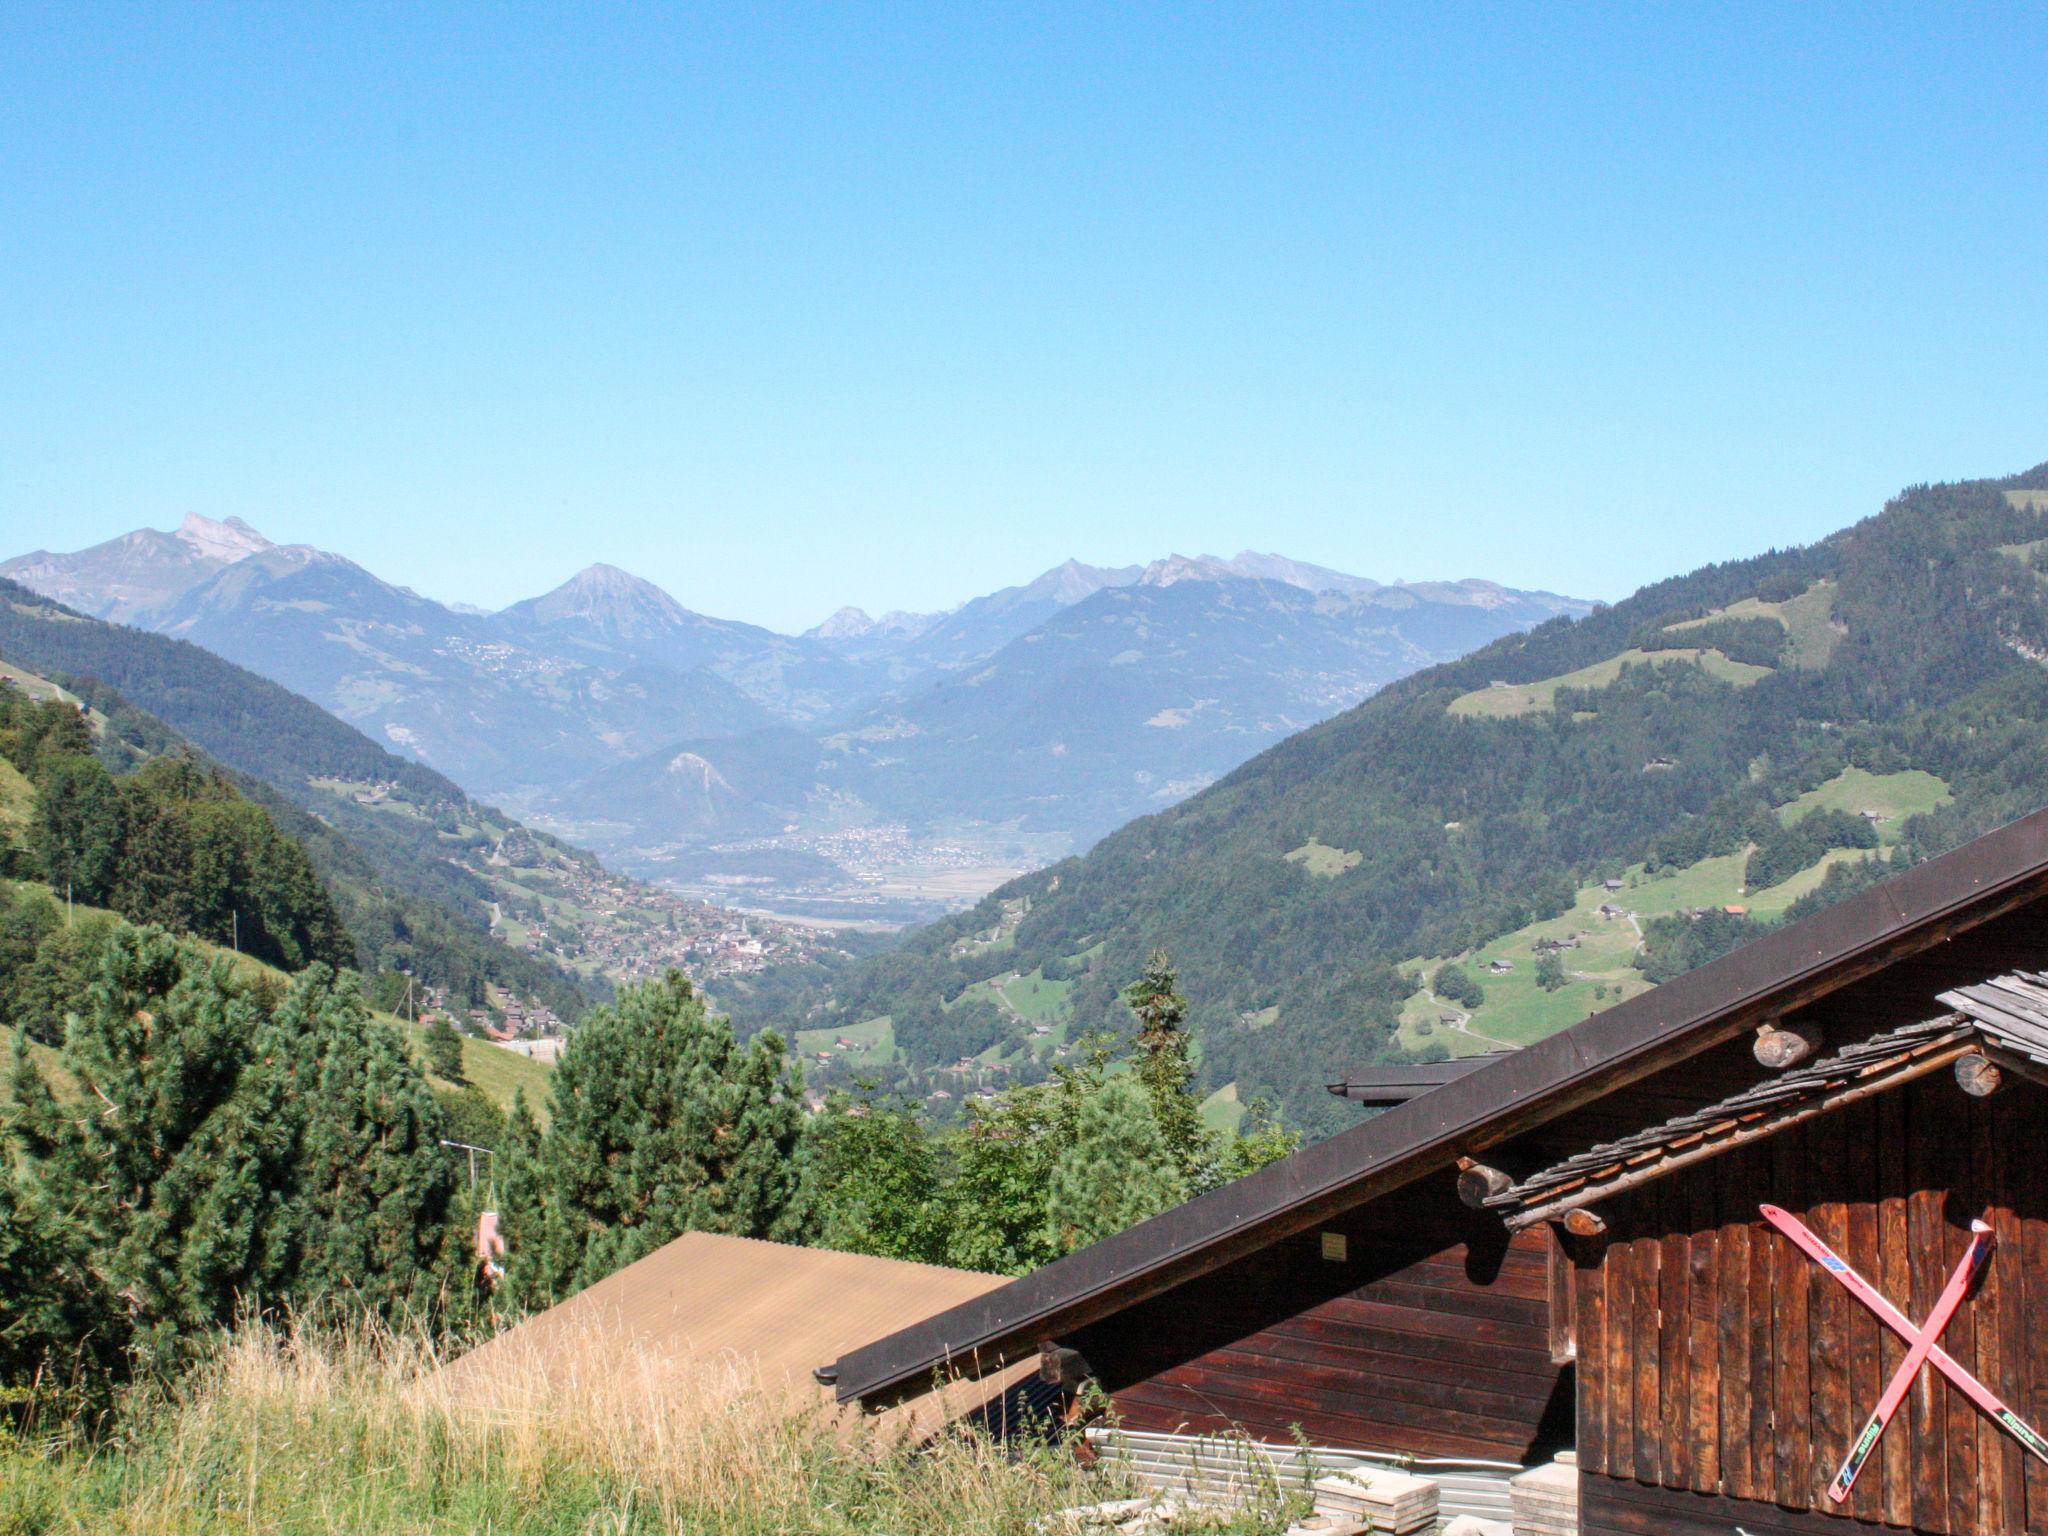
[{"xmin": 825, "ymin": 807, "xmax": 2048, "ymax": 1534}]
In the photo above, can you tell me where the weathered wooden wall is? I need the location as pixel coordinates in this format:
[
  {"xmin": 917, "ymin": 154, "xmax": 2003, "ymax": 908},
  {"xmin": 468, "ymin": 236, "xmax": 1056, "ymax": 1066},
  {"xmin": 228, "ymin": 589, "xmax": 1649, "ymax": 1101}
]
[
  {"xmin": 1573, "ymin": 1076, "xmax": 2048, "ymax": 1536},
  {"xmin": 1070, "ymin": 1172, "xmax": 1571, "ymax": 1462}
]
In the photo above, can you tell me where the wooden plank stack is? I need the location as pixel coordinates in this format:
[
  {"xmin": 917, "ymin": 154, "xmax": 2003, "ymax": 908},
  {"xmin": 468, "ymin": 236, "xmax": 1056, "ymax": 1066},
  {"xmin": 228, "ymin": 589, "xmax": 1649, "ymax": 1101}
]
[
  {"xmin": 1507, "ymin": 1455, "xmax": 1577, "ymax": 1536},
  {"xmin": 1311, "ymin": 1471, "xmax": 1439, "ymax": 1534}
]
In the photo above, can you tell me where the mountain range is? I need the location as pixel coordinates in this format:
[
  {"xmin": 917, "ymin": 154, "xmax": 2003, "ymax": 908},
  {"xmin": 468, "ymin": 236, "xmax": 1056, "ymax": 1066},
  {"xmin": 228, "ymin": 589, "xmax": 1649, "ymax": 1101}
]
[
  {"xmin": 0, "ymin": 576, "xmax": 831, "ymax": 1018},
  {"xmin": 4, "ymin": 516, "xmax": 1587, "ymax": 919},
  {"xmin": 719, "ymin": 463, "xmax": 2048, "ymax": 1134}
]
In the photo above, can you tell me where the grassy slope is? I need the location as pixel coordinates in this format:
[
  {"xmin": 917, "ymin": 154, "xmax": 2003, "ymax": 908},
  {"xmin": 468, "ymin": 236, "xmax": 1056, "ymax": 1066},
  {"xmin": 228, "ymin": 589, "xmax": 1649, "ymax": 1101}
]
[
  {"xmin": 1447, "ymin": 646, "xmax": 1772, "ymax": 718},
  {"xmin": 400, "ymin": 1020, "xmax": 556, "ymax": 1123},
  {"xmin": 1393, "ymin": 767, "xmax": 1946, "ymax": 1052},
  {"xmin": 795, "ymin": 1013, "xmax": 899, "ymax": 1067}
]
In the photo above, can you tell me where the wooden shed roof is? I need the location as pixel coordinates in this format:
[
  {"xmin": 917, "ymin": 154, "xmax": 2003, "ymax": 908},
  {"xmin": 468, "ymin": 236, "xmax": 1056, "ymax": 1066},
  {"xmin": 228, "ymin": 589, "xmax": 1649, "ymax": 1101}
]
[
  {"xmin": 832, "ymin": 806, "xmax": 2048, "ymax": 1408},
  {"xmin": 451, "ymin": 1231, "xmax": 1030, "ymax": 1433}
]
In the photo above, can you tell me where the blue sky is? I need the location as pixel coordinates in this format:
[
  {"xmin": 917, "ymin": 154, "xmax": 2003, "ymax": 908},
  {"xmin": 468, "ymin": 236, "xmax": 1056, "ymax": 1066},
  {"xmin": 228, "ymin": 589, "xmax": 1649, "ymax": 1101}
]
[{"xmin": 4, "ymin": 4, "xmax": 2046, "ymax": 632}]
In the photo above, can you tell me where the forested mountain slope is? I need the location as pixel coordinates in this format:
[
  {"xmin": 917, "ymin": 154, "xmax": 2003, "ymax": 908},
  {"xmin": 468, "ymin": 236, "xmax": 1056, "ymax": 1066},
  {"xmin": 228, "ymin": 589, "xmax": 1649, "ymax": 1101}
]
[
  {"xmin": 0, "ymin": 666, "xmax": 353, "ymax": 989},
  {"xmin": 0, "ymin": 580, "xmax": 603, "ymax": 1015},
  {"xmin": 734, "ymin": 467, "xmax": 2048, "ymax": 1134}
]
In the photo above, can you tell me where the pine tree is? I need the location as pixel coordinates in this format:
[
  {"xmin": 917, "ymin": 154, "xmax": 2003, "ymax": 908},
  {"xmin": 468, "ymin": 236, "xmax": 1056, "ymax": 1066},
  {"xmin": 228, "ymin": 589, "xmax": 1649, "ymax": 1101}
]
[
  {"xmin": 278, "ymin": 967, "xmax": 453, "ymax": 1319},
  {"xmin": 0, "ymin": 1071, "xmax": 112, "ymax": 1389},
  {"xmin": 1121, "ymin": 949, "xmax": 1215, "ymax": 1188},
  {"xmin": 425, "ymin": 1016, "xmax": 466, "ymax": 1082},
  {"xmin": 1044, "ymin": 1076, "xmax": 1186, "ymax": 1254},
  {"xmin": 507, "ymin": 971, "xmax": 806, "ymax": 1305},
  {"xmin": 6, "ymin": 928, "xmax": 297, "ymax": 1374}
]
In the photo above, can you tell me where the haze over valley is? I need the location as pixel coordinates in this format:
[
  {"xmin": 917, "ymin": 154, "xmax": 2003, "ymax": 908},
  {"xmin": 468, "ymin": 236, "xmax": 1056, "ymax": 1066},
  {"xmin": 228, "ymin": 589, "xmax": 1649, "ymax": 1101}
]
[{"xmin": 6, "ymin": 516, "xmax": 1589, "ymax": 922}]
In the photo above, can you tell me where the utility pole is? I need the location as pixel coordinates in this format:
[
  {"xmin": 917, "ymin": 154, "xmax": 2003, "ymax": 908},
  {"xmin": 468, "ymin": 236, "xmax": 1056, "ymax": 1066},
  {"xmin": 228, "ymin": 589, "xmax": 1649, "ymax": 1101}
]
[{"xmin": 231, "ymin": 909, "xmax": 239, "ymax": 953}]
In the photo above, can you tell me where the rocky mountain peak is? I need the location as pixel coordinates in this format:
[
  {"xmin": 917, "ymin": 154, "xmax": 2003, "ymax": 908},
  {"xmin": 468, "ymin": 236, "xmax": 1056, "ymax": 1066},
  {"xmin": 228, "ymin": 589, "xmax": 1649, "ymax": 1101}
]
[
  {"xmin": 807, "ymin": 605, "xmax": 878, "ymax": 639},
  {"xmin": 175, "ymin": 513, "xmax": 273, "ymax": 564}
]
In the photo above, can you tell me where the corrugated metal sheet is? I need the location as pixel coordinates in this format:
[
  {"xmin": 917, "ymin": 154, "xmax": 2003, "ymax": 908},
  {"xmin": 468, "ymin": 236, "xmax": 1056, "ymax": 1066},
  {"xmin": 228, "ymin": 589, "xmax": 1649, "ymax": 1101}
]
[
  {"xmin": 448, "ymin": 1232, "xmax": 1032, "ymax": 1433},
  {"xmin": 1085, "ymin": 1426, "xmax": 1519, "ymax": 1523}
]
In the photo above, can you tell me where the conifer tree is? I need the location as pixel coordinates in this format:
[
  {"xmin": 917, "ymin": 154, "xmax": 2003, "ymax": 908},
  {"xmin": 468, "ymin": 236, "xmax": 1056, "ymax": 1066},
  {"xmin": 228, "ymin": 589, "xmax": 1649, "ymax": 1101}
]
[
  {"xmin": 1044, "ymin": 1076, "xmax": 1185, "ymax": 1254},
  {"xmin": 1121, "ymin": 949, "xmax": 1214, "ymax": 1188},
  {"xmin": 0, "ymin": 1106, "xmax": 111, "ymax": 1388},
  {"xmin": 5, "ymin": 928, "xmax": 296, "ymax": 1373},
  {"xmin": 277, "ymin": 967, "xmax": 453, "ymax": 1318},
  {"xmin": 506, "ymin": 971, "xmax": 806, "ymax": 1304},
  {"xmin": 425, "ymin": 1016, "xmax": 466, "ymax": 1082}
]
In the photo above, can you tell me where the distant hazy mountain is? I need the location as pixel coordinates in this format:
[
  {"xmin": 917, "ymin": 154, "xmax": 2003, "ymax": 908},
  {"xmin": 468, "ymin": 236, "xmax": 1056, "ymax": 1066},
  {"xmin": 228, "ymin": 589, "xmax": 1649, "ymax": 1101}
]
[
  {"xmin": 139, "ymin": 546, "xmax": 771, "ymax": 794},
  {"xmin": 5, "ymin": 518, "xmax": 1589, "ymax": 916},
  {"xmin": 4, "ymin": 513, "xmax": 272, "ymax": 621},
  {"xmin": 545, "ymin": 567, "xmax": 1591, "ymax": 875},
  {"xmin": 493, "ymin": 564, "xmax": 880, "ymax": 722}
]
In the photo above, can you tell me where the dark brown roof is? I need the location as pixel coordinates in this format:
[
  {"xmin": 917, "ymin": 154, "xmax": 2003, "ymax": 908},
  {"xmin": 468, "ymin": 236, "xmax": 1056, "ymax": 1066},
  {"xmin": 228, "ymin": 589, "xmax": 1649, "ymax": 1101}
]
[
  {"xmin": 831, "ymin": 806, "xmax": 2048, "ymax": 1406},
  {"xmin": 1485, "ymin": 968, "xmax": 2048, "ymax": 1227},
  {"xmin": 1324, "ymin": 1055, "xmax": 1504, "ymax": 1105}
]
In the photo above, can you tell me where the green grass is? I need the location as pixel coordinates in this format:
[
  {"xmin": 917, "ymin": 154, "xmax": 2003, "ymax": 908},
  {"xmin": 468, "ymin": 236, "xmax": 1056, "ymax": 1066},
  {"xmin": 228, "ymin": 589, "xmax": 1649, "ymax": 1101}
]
[
  {"xmin": 1200, "ymin": 1081, "xmax": 1246, "ymax": 1135},
  {"xmin": 1773, "ymin": 767, "xmax": 1950, "ymax": 842},
  {"xmin": 0, "ymin": 1322, "xmax": 1220, "ymax": 1536},
  {"xmin": 794, "ymin": 1014, "xmax": 898, "ymax": 1066},
  {"xmin": 1663, "ymin": 579, "xmax": 1841, "ymax": 668},
  {"xmin": 0, "ymin": 754, "xmax": 34, "ymax": 840},
  {"xmin": 2006, "ymin": 489, "xmax": 2048, "ymax": 511},
  {"xmin": 996, "ymin": 966, "xmax": 1073, "ymax": 1024},
  {"xmin": 402, "ymin": 1021, "xmax": 555, "ymax": 1123},
  {"xmin": 1447, "ymin": 647, "xmax": 1773, "ymax": 719},
  {"xmin": 1283, "ymin": 839, "xmax": 1362, "ymax": 877},
  {"xmin": 1389, "ymin": 774, "xmax": 1941, "ymax": 1052}
]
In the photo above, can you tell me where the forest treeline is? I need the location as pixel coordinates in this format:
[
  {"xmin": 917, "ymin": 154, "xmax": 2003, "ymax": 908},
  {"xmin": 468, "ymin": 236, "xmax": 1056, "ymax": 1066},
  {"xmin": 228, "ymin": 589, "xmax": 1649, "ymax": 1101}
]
[
  {"xmin": 724, "ymin": 467, "xmax": 2048, "ymax": 1132},
  {"xmin": 1, "ymin": 908, "xmax": 1284, "ymax": 1402},
  {"xmin": 2, "ymin": 687, "xmax": 352, "ymax": 977},
  {"xmin": 0, "ymin": 579, "xmax": 594, "ymax": 1018}
]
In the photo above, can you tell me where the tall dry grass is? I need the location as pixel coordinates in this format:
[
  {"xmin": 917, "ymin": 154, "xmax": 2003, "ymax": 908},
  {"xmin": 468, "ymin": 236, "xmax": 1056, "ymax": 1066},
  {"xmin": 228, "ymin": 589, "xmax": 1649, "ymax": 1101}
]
[{"xmin": 1, "ymin": 1315, "xmax": 1227, "ymax": 1535}]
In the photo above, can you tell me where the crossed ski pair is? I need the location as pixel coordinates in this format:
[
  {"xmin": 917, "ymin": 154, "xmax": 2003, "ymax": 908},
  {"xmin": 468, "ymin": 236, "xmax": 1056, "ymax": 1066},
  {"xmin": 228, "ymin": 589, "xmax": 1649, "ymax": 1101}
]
[{"xmin": 1761, "ymin": 1203, "xmax": 2048, "ymax": 1504}]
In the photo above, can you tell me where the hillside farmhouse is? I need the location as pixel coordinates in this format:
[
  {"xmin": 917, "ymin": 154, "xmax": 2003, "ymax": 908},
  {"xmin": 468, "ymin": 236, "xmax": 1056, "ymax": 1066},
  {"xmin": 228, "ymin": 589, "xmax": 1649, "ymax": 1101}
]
[{"xmin": 827, "ymin": 808, "xmax": 2048, "ymax": 1535}]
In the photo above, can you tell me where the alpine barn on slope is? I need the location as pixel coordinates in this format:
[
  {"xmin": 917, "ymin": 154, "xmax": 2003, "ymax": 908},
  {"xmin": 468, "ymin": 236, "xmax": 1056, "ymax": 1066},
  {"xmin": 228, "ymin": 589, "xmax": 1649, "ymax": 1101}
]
[{"xmin": 825, "ymin": 807, "xmax": 2048, "ymax": 1536}]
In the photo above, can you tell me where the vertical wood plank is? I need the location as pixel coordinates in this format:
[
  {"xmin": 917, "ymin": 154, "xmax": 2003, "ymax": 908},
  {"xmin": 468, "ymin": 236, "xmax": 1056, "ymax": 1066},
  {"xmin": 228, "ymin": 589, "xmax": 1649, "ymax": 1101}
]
[
  {"xmin": 1720, "ymin": 1146, "xmax": 1755, "ymax": 1503},
  {"xmin": 1843, "ymin": 1097, "xmax": 1883, "ymax": 1525},
  {"xmin": 1634, "ymin": 1225, "xmax": 1663, "ymax": 1486},
  {"xmin": 2022, "ymin": 1082, "xmax": 2048, "ymax": 1536},
  {"xmin": 1688, "ymin": 1167, "xmax": 1719, "ymax": 1493},
  {"xmin": 1908, "ymin": 1079, "xmax": 1949, "ymax": 1533},
  {"xmin": 1878, "ymin": 1084, "xmax": 1913, "ymax": 1529},
  {"xmin": 1946, "ymin": 1092, "xmax": 1980, "ymax": 1536},
  {"xmin": 1576, "ymin": 1231, "xmax": 1608, "ymax": 1477},
  {"xmin": 1969, "ymin": 1092, "xmax": 2007, "ymax": 1536},
  {"xmin": 1547, "ymin": 1223, "xmax": 1577, "ymax": 1363},
  {"xmin": 1749, "ymin": 1140, "xmax": 1778, "ymax": 1508},
  {"xmin": 1661, "ymin": 1177, "xmax": 1694, "ymax": 1490},
  {"xmin": 1606, "ymin": 1217, "xmax": 1636, "ymax": 1484},
  {"xmin": 1773, "ymin": 1124, "xmax": 1812, "ymax": 1503},
  {"xmin": 1992, "ymin": 1092, "xmax": 2026, "ymax": 1536},
  {"xmin": 1807, "ymin": 1106, "xmax": 1850, "ymax": 1511}
]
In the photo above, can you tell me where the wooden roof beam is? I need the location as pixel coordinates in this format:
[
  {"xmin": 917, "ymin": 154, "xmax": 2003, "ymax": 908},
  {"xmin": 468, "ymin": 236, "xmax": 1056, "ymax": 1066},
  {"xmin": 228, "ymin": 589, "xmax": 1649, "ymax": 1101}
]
[{"xmin": 1501, "ymin": 1037, "xmax": 1977, "ymax": 1231}]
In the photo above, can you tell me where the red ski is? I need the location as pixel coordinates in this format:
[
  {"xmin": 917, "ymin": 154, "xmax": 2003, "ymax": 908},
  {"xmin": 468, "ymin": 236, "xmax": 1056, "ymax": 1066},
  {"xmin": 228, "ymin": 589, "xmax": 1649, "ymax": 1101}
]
[{"xmin": 1761, "ymin": 1203, "xmax": 2048, "ymax": 1477}]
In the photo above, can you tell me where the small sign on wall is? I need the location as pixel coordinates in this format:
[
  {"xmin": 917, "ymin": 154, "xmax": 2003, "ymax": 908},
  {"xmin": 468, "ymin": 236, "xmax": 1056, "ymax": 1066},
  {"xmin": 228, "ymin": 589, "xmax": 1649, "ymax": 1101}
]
[{"xmin": 1320, "ymin": 1231, "xmax": 1348, "ymax": 1262}]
